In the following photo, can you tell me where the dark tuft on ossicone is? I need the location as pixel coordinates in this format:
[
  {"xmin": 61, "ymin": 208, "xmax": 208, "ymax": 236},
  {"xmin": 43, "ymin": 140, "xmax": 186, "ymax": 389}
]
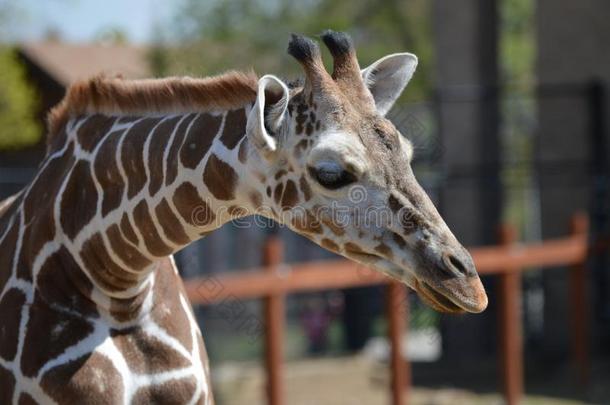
[
  {"xmin": 287, "ymin": 33, "xmax": 320, "ymax": 62},
  {"xmin": 320, "ymin": 30, "xmax": 353, "ymax": 56}
]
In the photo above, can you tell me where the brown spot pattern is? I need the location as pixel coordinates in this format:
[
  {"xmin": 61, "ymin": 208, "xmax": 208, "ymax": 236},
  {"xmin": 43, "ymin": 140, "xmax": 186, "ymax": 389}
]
[
  {"xmin": 112, "ymin": 327, "xmax": 191, "ymax": 374},
  {"xmin": 291, "ymin": 211, "xmax": 322, "ymax": 235},
  {"xmin": 155, "ymin": 198, "xmax": 191, "ymax": 245},
  {"xmin": 294, "ymin": 139, "xmax": 309, "ymax": 159},
  {"xmin": 132, "ymin": 377, "xmax": 198, "ymax": 405},
  {"xmin": 23, "ymin": 142, "xmax": 74, "ymax": 220},
  {"xmin": 133, "ymin": 200, "xmax": 173, "ymax": 257},
  {"xmin": 80, "ymin": 232, "xmax": 140, "ymax": 292},
  {"xmin": 203, "ymin": 154, "xmax": 238, "ymax": 200},
  {"xmin": 321, "ymin": 238, "xmax": 340, "ymax": 253},
  {"xmin": 36, "ymin": 247, "xmax": 98, "ymax": 318},
  {"xmin": 273, "ymin": 183, "xmax": 284, "ymax": 205},
  {"xmin": 344, "ymin": 242, "xmax": 366, "ymax": 255},
  {"xmin": 21, "ymin": 294, "xmax": 94, "ymax": 377},
  {"xmin": 249, "ymin": 191, "xmax": 262, "ymax": 208},
  {"xmin": 228, "ymin": 205, "xmax": 247, "ymax": 217},
  {"xmin": 18, "ymin": 206, "xmax": 56, "ymax": 281},
  {"xmin": 180, "ymin": 113, "xmax": 221, "ymax": 169},
  {"xmin": 220, "ymin": 108, "xmax": 247, "ymax": 149},
  {"xmin": 392, "ymin": 232, "xmax": 407, "ymax": 248},
  {"xmin": 60, "ymin": 160, "xmax": 98, "ymax": 240},
  {"xmin": 306, "ymin": 122, "xmax": 313, "ymax": 135},
  {"xmin": 321, "ymin": 217, "xmax": 345, "ymax": 237},
  {"xmin": 388, "ymin": 195, "xmax": 402, "ymax": 213},
  {"xmin": 40, "ymin": 352, "xmax": 124, "ymax": 405},
  {"xmin": 280, "ymin": 180, "xmax": 299, "ymax": 210},
  {"xmin": 0, "ymin": 365, "xmax": 15, "ymax": 405},
  {"xmin": 77, "ymin": 114, "xmax": 116, "ymax": 152},
  {"xmin": 299, "ymin": 175, "xmax": 312, "ymax": 201},
  {"xmin": 47, "ymin": 126, "xmax": 68, "ymax": 153},
  {"xmin": 106, "ymin": 224, "xmax": 152, "ymax": 270},
  {"xmin": 173, "ymin": 182, "xmax": 215, "ymax": 227},
  {"xmin": 147, "ymin": 116, "xmax": 181, "ymax": 196},
  {"xmin": 94, "ymin": 131, "xmax": 126, "ymax": 216},
  {"xmin": 109, "ymin": 282, "xmax": 151, "ymax": 323},
  {"xmin": 17, "ymin": 143, "xmax": 75, "ymax": 279},
  {"xmin": 166, "ymin": 114, "xmax": 197, "ymax": 186},
  {"xmin": 121, "ymin": 118, "xmax": 162, "ymax": 198},
  {"xmin": 120, "ymin": 213, "xmax": 139, "ymax": 245},
  {"xmin": 0, "ymin": 221, "xmax": 20, "ymax": 288},
  {"xmin": 375, "ymin": 243, "xmax": 393, "ymax": 259},
  {"xmin": 18, "ymin": 393, "xmax": 37, "ymax": 405},
  {"xmin": 274, "ymin": 170, "xmax": 287, "ymax": 180},
  {"xmin": 0, "ymin": 289, "xmax": 26, "ymax": 361}
]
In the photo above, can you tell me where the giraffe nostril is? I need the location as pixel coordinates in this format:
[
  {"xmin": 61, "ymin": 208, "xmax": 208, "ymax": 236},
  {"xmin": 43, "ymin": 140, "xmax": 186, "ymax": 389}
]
[{"xmin": 447, "ymin": 254, "xmax": 469, "ymax": 277}]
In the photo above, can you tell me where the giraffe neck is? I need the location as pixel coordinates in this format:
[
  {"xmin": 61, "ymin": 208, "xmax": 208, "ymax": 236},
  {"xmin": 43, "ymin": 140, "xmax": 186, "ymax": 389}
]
[{"xmin": 1, "ymin": 104, "xmax": 268, "ymax": 323}]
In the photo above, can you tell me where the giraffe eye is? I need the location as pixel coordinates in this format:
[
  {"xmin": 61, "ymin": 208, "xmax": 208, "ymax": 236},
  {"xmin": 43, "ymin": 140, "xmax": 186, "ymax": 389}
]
[{"xmin": 308, "ymin": 163, "xmax": 356, "ymax": 190}]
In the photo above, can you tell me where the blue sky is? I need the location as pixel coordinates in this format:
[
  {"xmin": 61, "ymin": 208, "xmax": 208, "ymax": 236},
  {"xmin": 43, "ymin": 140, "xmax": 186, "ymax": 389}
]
[{"xmin": 7, "ymin": 0, "xmax": 176, "ymax": 43}]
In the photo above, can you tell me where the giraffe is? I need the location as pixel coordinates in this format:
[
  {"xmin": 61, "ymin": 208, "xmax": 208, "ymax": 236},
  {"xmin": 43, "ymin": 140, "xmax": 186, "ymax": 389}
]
[{"xmin": 0, "ymin": 30, "xmax": 487, "ymax": 404}]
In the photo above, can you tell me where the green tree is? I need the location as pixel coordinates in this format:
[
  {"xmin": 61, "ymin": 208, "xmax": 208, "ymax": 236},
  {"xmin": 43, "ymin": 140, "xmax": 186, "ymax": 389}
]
[
  {"xmin": 153, "ymin": 0, "xmax": 432, "ymax": 101},
  {"xmin": 0, "ymin": 47, "xmax": 39, "ymax": 149}
]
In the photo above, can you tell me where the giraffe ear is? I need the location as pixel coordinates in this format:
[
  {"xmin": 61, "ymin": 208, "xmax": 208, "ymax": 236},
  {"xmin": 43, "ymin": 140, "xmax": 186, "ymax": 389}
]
[
  {"xmin": 247, "ymin": 74, "xmax": 290, "ymax": 159},
  {"xmin": 361, "ymin": 53, "xmax": 417, "ymax": 116}
]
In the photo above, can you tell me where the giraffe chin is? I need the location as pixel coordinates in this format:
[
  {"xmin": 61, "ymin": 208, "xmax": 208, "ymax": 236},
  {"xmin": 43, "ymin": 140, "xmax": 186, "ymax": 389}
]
[
  {"xmin": 413, "ymin": 277, "xmax": 488, "ymax": 314},
  {"xmin": 344, "ymin": 251, "xmax": 488, "ymax": 314},
  {"xmin": 414, "ymin": 280, "xmax": 466, "ymax": 314}
]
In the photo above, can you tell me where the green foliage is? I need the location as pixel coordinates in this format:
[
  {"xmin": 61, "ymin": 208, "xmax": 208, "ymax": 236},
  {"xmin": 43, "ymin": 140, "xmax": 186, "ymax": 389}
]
[
  {"xmin": 0, "ymin": 47, "xmax": 39, "ymax": 149},
  {"xmin": 498, "ymin": 0, "xmax": 536, "ymax": 233},
  {"xmin": 152, "ymin": 0, "xmax": 433, "ymax": 101},
  {"xmin": 500, "ymin": 0, "xmax": 535, "ymax": 87}
]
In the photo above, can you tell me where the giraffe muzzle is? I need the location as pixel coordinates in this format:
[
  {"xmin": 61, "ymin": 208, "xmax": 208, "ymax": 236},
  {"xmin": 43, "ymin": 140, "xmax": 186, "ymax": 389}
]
[
  {"xmin": 414, "ymin": 247, "xmax": 488, "ymax": 314},
  {"xmin": 415, "ymin": 275, "xmax": 488, "ymax": 314},
  {"xmin": 342, "ymin": 236, "xmax": 488, "ymax": 314}
]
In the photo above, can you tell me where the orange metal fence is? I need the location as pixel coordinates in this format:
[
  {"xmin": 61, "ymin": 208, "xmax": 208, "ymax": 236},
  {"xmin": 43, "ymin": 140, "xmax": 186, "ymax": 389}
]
[{"xmin": 184, "ymin": 213, "xmax": 590, "ymax": 405}]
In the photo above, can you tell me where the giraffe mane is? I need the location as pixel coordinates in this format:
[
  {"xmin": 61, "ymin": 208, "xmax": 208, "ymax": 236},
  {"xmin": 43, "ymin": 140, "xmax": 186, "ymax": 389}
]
[{"xmin": 47, "ymin": 69, "xmax": 259, "ymax": 143}]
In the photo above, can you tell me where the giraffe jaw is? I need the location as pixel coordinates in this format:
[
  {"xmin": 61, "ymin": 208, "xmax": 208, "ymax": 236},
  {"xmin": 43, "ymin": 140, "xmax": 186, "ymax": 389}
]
[
  {"xmin": 412, "ymin": 276, "xmax": 488, "ymax": 314},
  {"xmin": 345, "ymin": 251, "xmax": 487, "ymax": 314}
]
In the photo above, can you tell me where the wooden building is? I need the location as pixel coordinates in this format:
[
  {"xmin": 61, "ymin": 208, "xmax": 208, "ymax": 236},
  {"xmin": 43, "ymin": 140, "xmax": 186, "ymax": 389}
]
[{"xmin": 0, "ymin": 42, "xmax": 149, "ymax": 199}]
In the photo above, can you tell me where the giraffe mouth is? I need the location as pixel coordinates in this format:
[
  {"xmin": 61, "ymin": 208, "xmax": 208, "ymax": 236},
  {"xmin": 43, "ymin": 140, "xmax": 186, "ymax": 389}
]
[
  {"xmin": 414, "ymin": 280, "xmax": 465, "ymax": 314},
  {"xmin": 343, "ymin": 248, "xmax": 487, "ymax": 314},
  {"xmin": 345, "ymin": 250, "xmax": 382, "ymax": 264},
  {"xmin": 413, "ymin": 277, "xmax": 487, "ymax": 314}
]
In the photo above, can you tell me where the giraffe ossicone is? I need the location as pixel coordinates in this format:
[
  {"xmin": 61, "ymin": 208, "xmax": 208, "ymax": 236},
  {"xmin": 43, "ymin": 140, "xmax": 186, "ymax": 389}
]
[{"xmin": 0, "ymin": 30, "xmax": 487, "ymax": 404}]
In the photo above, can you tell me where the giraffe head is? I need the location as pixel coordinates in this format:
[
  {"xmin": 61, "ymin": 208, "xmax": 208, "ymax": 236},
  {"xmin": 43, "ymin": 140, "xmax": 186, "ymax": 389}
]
[{"xmin": 245, "ymin": 31, "xmax": 487, "ymax": 314}]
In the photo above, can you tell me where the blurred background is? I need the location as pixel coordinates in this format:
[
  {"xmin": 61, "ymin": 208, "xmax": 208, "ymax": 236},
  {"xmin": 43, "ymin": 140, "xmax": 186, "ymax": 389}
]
[{"xmin": 0, "ymin": 0, "xmax": 609, "ymax": 404}]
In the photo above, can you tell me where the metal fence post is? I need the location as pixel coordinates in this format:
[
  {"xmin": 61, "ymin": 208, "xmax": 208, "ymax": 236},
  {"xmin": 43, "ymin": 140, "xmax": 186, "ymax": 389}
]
[
  {"xmin": 263, "ymin": 237, "xmax": 285, "ymax": 405},
  {"xmin": 497, "ymin": 225, "xmax": 523, "ymax": 405}
]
